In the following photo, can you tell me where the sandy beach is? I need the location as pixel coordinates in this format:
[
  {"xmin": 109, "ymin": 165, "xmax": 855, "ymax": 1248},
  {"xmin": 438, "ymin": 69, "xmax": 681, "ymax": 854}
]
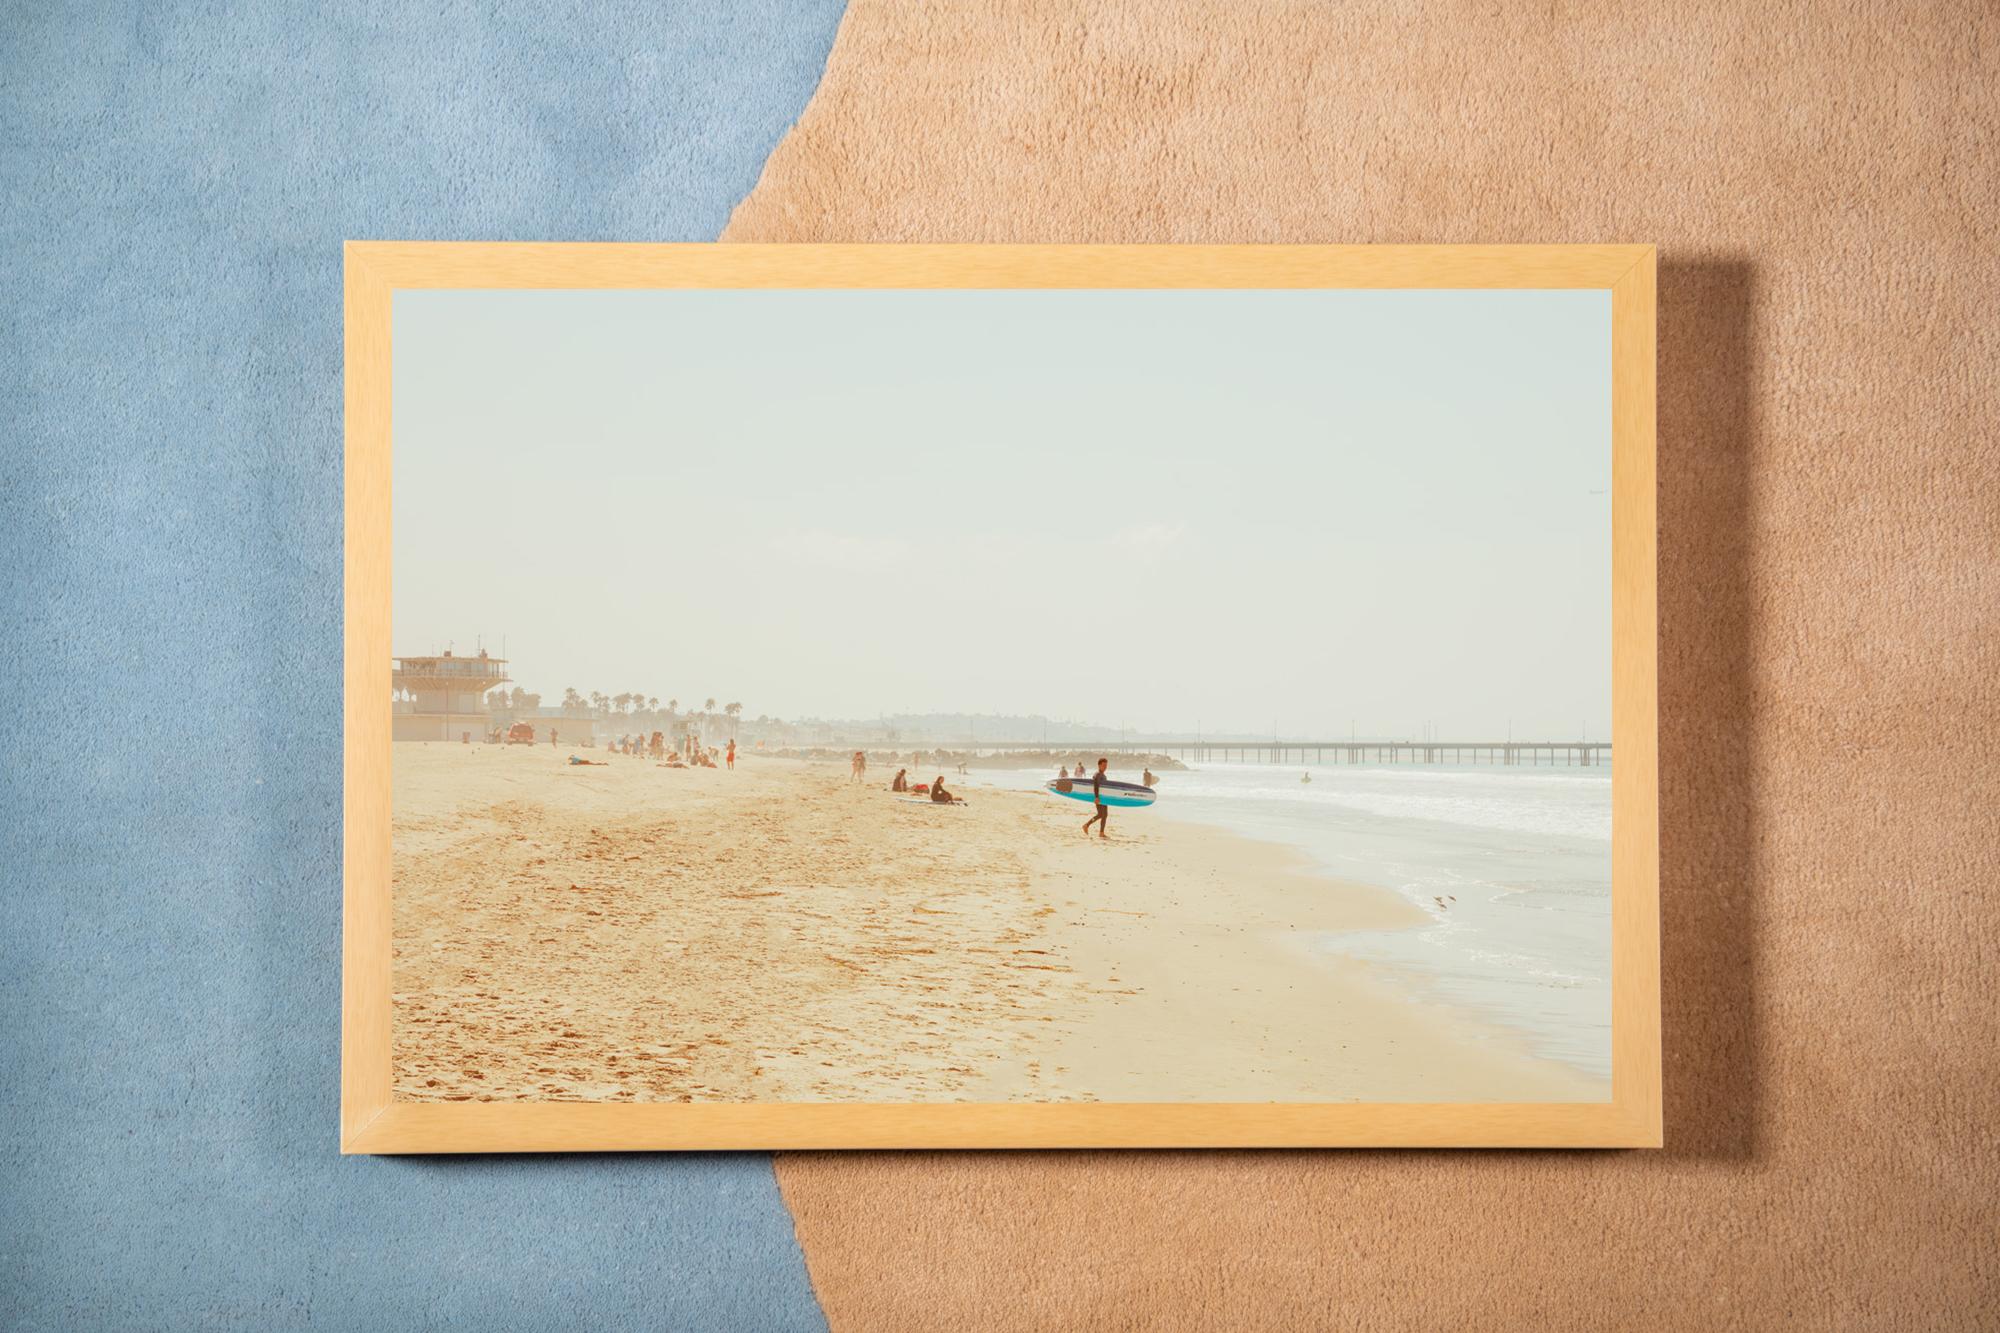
[{"xmin": 392, "ymin": 745, "xmax": 1608, "ymax": 1104}]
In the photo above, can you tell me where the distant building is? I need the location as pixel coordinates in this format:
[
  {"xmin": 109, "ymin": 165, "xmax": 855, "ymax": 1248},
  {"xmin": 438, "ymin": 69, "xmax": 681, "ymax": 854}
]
[{"xmin": 392, "ymin": 649, "xmax": 509, "ymax": 742}]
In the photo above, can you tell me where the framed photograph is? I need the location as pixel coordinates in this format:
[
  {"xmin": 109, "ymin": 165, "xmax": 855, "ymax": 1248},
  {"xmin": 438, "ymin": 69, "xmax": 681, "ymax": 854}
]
[{"xmin": 343, "ymin": 243, "xmax": 1658, "ymax": 1151}]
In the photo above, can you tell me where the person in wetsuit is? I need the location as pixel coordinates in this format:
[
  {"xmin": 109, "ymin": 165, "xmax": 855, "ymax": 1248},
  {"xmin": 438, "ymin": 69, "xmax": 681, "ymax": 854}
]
[
  {"xmin": 930, "ymin": 775, "xmax": 955, "ymax": 803},
  {"xmin": 1082, "ymin": 756, "xmax": 1111, "ymax": 838}
]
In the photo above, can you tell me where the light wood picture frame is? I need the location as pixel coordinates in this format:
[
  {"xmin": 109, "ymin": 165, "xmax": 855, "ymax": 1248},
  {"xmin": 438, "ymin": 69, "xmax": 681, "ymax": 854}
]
[{"xmin": 343, "ymin": 242, "xmax": 1659, "ymax": 1152}]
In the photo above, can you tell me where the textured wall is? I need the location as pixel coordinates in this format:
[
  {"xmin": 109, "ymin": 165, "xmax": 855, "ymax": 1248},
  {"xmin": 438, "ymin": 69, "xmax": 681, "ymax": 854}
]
[
  {"xmin": 8, "ymin": 1, "xmax": 1995, "ymax": 1327},
  {"xmin": 0, "ymin": 4, "xmax": 842, "ymax": 1327},
  {"xmin": 725, "ymin": 1, "xmax": 1999, "ymax": 1328}
]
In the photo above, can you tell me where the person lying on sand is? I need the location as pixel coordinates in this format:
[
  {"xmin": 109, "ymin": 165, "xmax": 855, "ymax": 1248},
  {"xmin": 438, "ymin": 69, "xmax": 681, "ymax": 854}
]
[
  {"xmin": 567, "ymin": 755, "xmax": 605, "ymax": 766},
  {"xmin": 892, "ymin": 768, "xmax": 909, "ymax": 792}
]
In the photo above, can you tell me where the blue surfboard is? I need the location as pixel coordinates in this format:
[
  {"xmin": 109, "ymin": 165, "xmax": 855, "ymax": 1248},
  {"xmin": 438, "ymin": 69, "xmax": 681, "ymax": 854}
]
[{"xmin": 1045, "ymin": 776, "xmax": 1157, "ymax": 808}]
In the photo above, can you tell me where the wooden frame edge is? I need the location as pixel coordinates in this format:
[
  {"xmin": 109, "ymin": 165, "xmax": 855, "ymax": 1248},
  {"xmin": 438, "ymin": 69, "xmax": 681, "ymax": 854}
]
[
  {"xmin": 341, "ymin": 241, "xmax": 1653, "ymax": 290},
  {"xmin": 1609, "ymin": 247, "xmax": 1663, "ymax": 1147},
  {"xmin": 345, "ymin": 1100, "xmax": 1661, "ymax": 1154},
  {"xmin": 342, "ymin": 243, "xmax": 396, "ymax": 1151},
  {"xmin": 341, "ymin": 243, "xmax": 1662, "ymax": 1152}
]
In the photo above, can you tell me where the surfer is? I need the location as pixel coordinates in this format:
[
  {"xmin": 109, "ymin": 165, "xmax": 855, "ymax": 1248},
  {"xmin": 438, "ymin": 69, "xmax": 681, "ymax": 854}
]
[
  {"xmin": 1142, "ymin": 768, "xmax": 1157, "ymax": 786},
  {"xmin": 892, "ymin": 768, "xmax": 909, "ymax": 792},
  {"xmin": 1082, "ymin": 757, "xmax": 1111, "ymax": 838},
  {"xmin": 930, "ymin": 776, "xmax": 956, "ymax": 804}
]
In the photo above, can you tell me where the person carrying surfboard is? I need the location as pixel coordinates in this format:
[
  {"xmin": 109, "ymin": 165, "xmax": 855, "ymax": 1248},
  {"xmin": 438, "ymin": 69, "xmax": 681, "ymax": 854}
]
[{"xmin": 1083, "ymin": 757, "xmax": 1112, "ymax": 838}]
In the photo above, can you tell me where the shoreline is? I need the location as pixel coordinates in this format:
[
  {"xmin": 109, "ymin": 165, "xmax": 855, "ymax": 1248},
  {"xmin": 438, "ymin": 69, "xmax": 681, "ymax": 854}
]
[{"xmin": 391, "ymin": 745, "xmax": 1609, "ymax": 1103}]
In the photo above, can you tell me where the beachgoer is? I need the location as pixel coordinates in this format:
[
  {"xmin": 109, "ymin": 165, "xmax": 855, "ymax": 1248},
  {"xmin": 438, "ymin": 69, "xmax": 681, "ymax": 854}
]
[
  {"xmin": 1143, "ymin": 768, "xmax": 1156, "ymax": 786},
  {"xmin": 892, "ymin": 768, "xmax": 908, "ymax": 792},
  {"xmin": 726, "ymin": 739, "xmax": 736, "ymax": 770},
  {"xmin": 850, "ymin": 750, "xmax": 866, "ymax": 784},
  {"xmin": 930, "ymin": 776, "xmax": 954, "ymax": 803},
  {"xmin": 1083, "ymin": 757, "xmax": 1111, "ymax": 838},
  {"xmin": 550, "ymin": 727, "xmax": 559, "ymax": 747}
]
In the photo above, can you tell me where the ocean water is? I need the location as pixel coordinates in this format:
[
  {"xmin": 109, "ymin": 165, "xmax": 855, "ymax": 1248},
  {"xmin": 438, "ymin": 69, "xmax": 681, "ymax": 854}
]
[{"xmin": 970, "ymin": 759, "xmax": 1613, "ymax": 1080}]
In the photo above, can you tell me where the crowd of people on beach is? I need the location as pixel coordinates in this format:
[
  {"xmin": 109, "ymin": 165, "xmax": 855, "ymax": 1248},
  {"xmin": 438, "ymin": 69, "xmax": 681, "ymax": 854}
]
[{"xmin": 539, "ymin": 726, "xmax": 738, "ymax": 770}]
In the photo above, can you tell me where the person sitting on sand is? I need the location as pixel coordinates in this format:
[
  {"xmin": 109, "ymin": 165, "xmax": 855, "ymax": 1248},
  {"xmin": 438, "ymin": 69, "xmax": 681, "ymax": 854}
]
[
  {"xmin": 930, "ymin": 776, "xmax": 956, "ymax": 803},
  {"xmin": 892, "ymin": 768, "xmax": 909, "ymax": 792}
]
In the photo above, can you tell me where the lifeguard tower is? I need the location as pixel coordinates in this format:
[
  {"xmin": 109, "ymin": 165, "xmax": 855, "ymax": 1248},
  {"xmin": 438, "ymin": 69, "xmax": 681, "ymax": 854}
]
[{"xmin": 392, "ymin": 648, "xmax": 509, "ymax": 742}]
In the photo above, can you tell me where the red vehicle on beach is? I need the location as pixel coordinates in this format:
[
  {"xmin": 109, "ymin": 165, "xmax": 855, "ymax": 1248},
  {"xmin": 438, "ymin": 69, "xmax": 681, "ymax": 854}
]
[{"xmin": 504, "ymin": 721, "xmax": 537, "ymax": 745}]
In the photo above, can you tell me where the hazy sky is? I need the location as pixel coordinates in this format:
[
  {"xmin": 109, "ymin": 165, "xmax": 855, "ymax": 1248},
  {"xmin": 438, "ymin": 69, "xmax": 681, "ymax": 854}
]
[{"xmin": 394, "ymin": 287, "xmax": 1610, "ymax": 739}]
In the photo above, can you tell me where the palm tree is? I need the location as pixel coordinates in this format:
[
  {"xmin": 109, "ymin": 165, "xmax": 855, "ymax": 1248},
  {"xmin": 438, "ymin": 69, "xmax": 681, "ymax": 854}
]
[
  {"xmin": 562, "ymin": 687, "xmax": 582, "ymax": 714},
  {"xmin": 614, "ymin": 692, "xmax": 630, "ymax": 714},
  {"xmin": 648, "ymin": 696, "xmax": 659, "ymax": 713},
  {"xmin": 725, "ymin": 701, "xmax": 742, "ymax": 734}
]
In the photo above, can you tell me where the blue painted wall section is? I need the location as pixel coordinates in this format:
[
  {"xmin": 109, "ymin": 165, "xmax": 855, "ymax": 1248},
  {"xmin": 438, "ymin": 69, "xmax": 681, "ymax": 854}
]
[{"xmin": 1, "ymin": 3, "xmax": 844, "ymax": 1326}]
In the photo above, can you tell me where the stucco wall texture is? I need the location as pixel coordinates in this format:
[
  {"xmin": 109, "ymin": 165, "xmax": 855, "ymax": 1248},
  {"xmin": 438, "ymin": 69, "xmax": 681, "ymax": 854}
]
[
  {"xmin": 725, "ymin": 2, "xmax": 1999, "ymax": 1329},
  {"xmin": 1, "ymin": 4, "xmax": 842, "ymax": 1328}
]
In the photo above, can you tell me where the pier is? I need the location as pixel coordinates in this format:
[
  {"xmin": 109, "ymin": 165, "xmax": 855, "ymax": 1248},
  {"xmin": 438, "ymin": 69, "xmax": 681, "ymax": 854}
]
[{"xmin": 963, "ymin": 740, "xmax": 1611, "ymax": 767}]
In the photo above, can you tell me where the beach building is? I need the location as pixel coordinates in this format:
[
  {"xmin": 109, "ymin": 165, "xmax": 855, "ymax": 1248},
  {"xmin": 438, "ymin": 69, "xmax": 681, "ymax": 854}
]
[{"xmin": 392, "ymin": 648, "xmax": 509, "ymax": 742}]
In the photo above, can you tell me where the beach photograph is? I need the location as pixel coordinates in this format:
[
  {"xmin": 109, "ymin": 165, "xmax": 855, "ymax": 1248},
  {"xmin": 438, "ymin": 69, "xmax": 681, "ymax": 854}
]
[{"xmin": 389, "ymin": 285, "xmax": 1613, "ymax": 1106}]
